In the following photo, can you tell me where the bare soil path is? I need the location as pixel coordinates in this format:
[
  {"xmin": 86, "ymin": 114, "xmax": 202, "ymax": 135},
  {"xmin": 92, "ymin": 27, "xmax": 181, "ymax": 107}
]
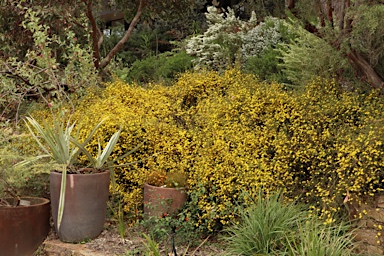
[{"xmin": 40, "ymin": 225, "xmax": 226, "ymax": 256}]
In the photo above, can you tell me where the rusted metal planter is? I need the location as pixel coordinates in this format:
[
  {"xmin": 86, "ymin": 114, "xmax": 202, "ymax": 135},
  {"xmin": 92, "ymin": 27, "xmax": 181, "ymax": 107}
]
[
  {"xmin": 143, "ymin": 183, "xmax": 187, "ymax": 218},
  {"xmin": 50, "ymin": 170, "xmax": 110, "ymax": 243},
  {"xmin": 0, "ymin": 197, "xmax": 50, "ymax": 256}
]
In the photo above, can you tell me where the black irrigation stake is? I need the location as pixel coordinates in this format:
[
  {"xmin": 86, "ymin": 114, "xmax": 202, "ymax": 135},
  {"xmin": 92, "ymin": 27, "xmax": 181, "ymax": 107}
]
[{"xmin": 171, "ymin": 225, "xmax": 178, "ymax": 256}]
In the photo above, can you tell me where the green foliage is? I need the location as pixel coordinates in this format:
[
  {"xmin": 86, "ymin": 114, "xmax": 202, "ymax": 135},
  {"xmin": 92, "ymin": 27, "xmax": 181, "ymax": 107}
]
[
  {"xmin": 0, "ymin": 2, "xmax": 98, "ymax": 120},
  {"xmin": 72, "ymin": 126, "xmax": 122, "ymax": 170},
  {"xmin": 285, "ymin": 217, "xmax": 355, "ymax": 256},
  {"xmin": 107, "ymin": 194, "xmax": 127, "ymax": 239},
  {"xmin": 122, "ymin": 51, "xmax": 195, "ymax": 84},
  {"xmin": 222, "ymin": 191, "xmax": 355, "ymax": 256},
  {"xmin": 222, "ymin": 191, "xmax": 307, "ymax": 255},
  {"xmin": 244, "ymin": 46, "xmax": 288, "ymax": 83},
  {"xmin": 240, "ymin": 16, "xmax": 296, "ymax": 84},
  {"xmin": 22, "ymin": 116, "xmax": 111, "ymax": 170},
  {"xmin": 23, "ymin": 116, "xmax": 80, "ymax": 168},
  {"xmin": 30, "ymin": 69, "xmax": 384, "ymax": 233},
  {"xmin": 279, "ymin": 24, "xmax": 348, "ymax": 86},
  {"xmin": 101, "ymin": 24, "xmax": 159, "ymax": 66},
  {"xmin": 348, "ymin": 4, "xmax": 384, "ymax": 70},
  {"xmin": 114, "ymin": 0, "xmax": 203, "ymax": 28},
  {"xmin": 165, "ymin": 172, "xmax": 188, "ymax": 188},
  {"xmin": 98, "ymin": 0, "xmax": 204, "ymax": 70},
  {"xmin": 0, "ymin": 0, "xmax": 89, "ymax": 60},
  {"xmin": 287, "ymin": 0, "xmax": 384, "ymax": 88},
  {"xmin": 238, "ymin": 0, "xmax": 286, "ymax": 20},
  {"xmin": 184, "ymin": 8, "xmax": 296, "ymax": 83},
  {"xmin": 141, "ymin": 233, "xmax": 161, "ymax": 256},
  {"xmin": 141, "ymin": 212, "xmax": 198, "ymax": 248},
  {"xmin": 0, "ymin": 123, "xmax": 50, "ymax": 199},
  {"xmin": 241, "ymin": 17, "xmax": 284, "ymax": 59}
]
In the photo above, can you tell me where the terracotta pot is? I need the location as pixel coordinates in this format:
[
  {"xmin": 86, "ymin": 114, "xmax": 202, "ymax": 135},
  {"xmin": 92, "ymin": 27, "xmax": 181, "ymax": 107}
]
[
  {"xmin": 0, "ymin": 197, "xmax": 50, "ymax": 256},
  {"xmin": 143, "ymin": 183, "xmax": 187, "ymax": 218},
  {"xmin": 50, "ymin": 170, "xmax": 110, "ymax": 242}
]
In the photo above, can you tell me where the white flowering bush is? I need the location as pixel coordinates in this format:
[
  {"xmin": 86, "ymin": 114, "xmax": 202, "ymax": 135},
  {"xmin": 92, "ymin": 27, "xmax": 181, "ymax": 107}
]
[
  {"xmin": 185, "ymin": 7, "xmax": 294, "ymax": 77},
  {"xmin": 185, "ymin": 6, "xmax": 256, "ymax": 70},
  {"xmin": 241, "ymin": 17, "xmax": 283, "ymax": 61},
  {"xmin": 242, "ymin": 17, "xmax": 296, "ymax": 83}
]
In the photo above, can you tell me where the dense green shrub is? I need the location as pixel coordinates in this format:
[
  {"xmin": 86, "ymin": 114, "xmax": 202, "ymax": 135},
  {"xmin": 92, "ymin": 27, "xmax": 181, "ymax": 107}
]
[
  {"xmin": 29, "ymin": 69, "xmax": 384, "ymax": 232},
  {"xmin": 347, "ymin": 4, "xmax": 384, "ymax": 79},
  {"xmin": 278, "ymin": 23, "xmax": 350, "ymax": 86},
  {"xmin": 241, "ymin": 17, "xmax": 293, "ymax": 83},
  {"xmin": 244, "ymin": 46, "xmax": 288, "ymax": 83},
  {"xmin": 122, "ymin": 51, "xmax": 195, "ymax": 84}
]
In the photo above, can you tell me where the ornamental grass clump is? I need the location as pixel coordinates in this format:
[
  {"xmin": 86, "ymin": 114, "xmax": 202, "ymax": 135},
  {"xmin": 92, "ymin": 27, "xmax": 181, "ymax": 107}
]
[
  {"xmin": 222, "ymin": 191, "xmax": 356, "ymax": 256},
  {"xmin": 222, "ymin": 191, "xmax": 307, "ymax": 255},
  {"xmin": 284, "ymin": 217, "xmax": 356, "ymax": 256}
]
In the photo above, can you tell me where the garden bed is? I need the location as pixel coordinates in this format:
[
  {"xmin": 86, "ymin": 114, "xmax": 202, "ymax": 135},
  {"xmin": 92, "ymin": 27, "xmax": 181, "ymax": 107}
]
[{"xmin": 40, "ymin": 223, "xmax": 225, "ymax": 256}]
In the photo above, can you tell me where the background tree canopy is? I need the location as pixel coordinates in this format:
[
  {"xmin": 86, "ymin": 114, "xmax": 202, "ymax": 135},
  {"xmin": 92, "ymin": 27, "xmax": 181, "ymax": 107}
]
[
  {"xmin": 1, "ymin": 0, "xmax": 383, "ymax": 121},
  {"xmin": 287, "ymin": 0, "xmax": 384, "ymax": 88}
]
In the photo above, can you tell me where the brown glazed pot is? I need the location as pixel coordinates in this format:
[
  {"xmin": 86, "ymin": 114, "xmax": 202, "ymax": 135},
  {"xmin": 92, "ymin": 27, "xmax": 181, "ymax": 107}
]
[
  {"xmin": 50, "ymin": 170, "xmax": 110, "ymax": 243},
  {"xmin": 0, "ymin": 197, "xmax": 50, "ymax": 256},
  {"xmin": 143, "ymin": 183, "xmax": 187, "ymax": 218}
]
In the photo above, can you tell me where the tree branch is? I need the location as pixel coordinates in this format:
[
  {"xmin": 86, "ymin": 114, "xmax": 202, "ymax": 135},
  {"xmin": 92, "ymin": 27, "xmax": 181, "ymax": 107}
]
[
  {"xmin": 287, "ymin": 0, "xmax": 295, "ymax": 11},
  {"xmin": 345, "ymin": 0, "xmax": 352, "ymax": 32},
  {"xmin": 97, "ymin": 26, "xmax": 104, "ymax": 50},
  {"xmin": 339, "ymin": 0, "xmax": 346, "ymax": 31},
  {"xmin": 99, "ymin": 0, "xmax": 144, "ymax": 70},
  {"xmin": 326, "ymin": 0, "xmax": 333, "ymax": 27},
  {"xmin": 84, "ymin": 0, "xmax": 100, "ymax": 70},
  {"xmin": 348, "ymin": 51, "xmax": 383, "ymax": 89},
  {"xmin": 1, "ymin": 61, "xmax": 33, "ymax": 87}
]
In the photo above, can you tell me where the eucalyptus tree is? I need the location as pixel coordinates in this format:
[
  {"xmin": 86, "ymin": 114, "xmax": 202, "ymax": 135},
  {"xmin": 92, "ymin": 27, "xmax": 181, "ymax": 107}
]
[{"xmin": 286, "ymin": 0, "xmax": 384, "ymax": 89}]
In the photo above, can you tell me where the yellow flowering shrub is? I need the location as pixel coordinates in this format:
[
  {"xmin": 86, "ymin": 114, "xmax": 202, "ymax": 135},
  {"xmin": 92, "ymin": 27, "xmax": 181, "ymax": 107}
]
[{"xmin": 30, "ymin": 70, "xmax": 384, "ymax": 231}]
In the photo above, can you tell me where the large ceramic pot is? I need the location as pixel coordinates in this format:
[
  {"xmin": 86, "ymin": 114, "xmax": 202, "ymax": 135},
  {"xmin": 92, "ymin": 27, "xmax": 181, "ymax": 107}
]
[
  {"xmin": 143, "ymin": 183, "xmax": 187, "ymax": 218},
  {"xmin": 0, "ymin": 197, "xmax": 50, "ymax": 256},
  {"xmin": 50, "ymin": 170, "xmax": 110, "ymax": 243}
]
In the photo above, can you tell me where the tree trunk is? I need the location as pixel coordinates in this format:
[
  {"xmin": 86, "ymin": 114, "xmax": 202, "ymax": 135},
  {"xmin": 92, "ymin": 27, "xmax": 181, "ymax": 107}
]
[
  {"xmin": 287, "ymin": 0, "xmax": 295, "ymax": 10},
  {"xmin": 345, "ymin": 0, "xmax": 352, "ymax": 32},
  {"xmin": 339, "ymin": 0, "xmax": 346, "ymax": 31},
  {"xmin": 348, "ymin": 51, "xmax": 383, "ymax": 89},
  {"xmin": 84, "ymin": 0, "xmax": 100, "ymax": 70}
]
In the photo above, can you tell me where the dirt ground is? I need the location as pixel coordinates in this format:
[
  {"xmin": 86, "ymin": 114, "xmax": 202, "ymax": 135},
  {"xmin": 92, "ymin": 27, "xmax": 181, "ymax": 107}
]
[{"xmin": 41, "ymin": 222, "xmax": 226, "ymax": 256}]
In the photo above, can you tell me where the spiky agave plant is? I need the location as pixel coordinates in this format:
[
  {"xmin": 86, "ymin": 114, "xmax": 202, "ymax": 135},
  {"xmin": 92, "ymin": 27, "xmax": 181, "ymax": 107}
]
[{"xmin": 22, "ymin": 116, "xmax": 106, "ymax": 230}]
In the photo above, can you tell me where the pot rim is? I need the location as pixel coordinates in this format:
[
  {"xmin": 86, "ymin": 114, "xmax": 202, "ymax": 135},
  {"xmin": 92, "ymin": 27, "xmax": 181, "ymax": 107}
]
[
  {"xmin": 144, "ymin": 183, "xmax": 186, "ymax": 190},
  {"xmin": 0, "ymin": 197, "xmax": 50, "ymax": 208},
  {"xmin": 50, "ymin": 169, "xmax": 110, "ymax": 175}
]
